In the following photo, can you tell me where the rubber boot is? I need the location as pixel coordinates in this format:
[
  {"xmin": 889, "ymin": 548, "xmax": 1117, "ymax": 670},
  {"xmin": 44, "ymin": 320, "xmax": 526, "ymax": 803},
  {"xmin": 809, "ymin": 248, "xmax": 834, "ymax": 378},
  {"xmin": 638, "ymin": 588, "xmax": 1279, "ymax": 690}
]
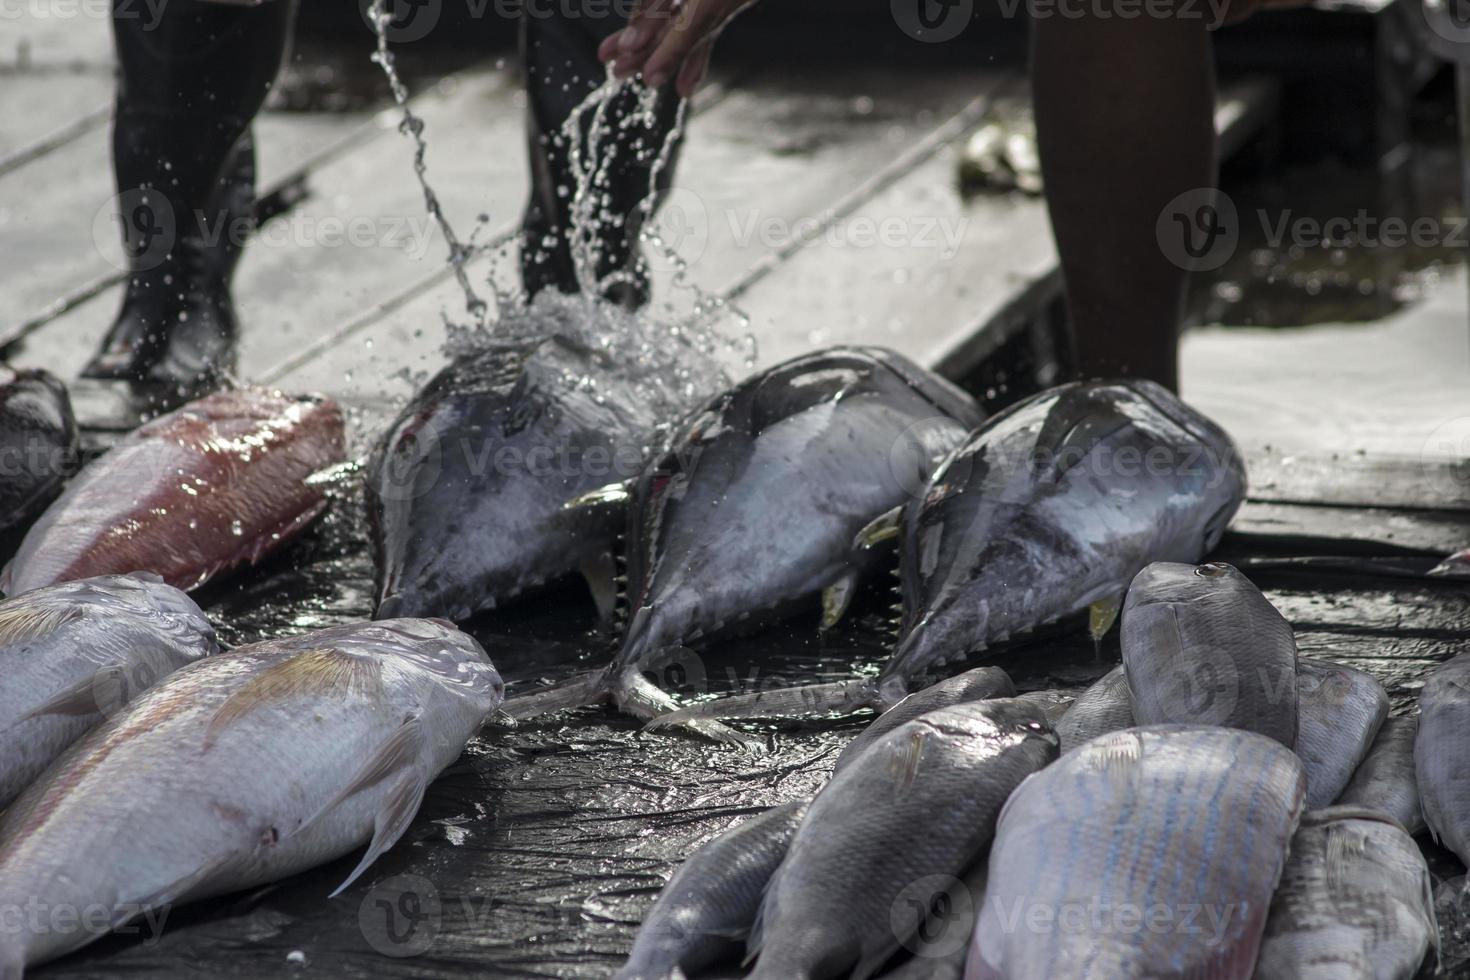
[
  {"xmin": 85, "ymin": 0, "xmax": 295, "ymax": 395},
  {"xmin": 520, "ymin": 2, "xmax": 684, "ymax": 309}
]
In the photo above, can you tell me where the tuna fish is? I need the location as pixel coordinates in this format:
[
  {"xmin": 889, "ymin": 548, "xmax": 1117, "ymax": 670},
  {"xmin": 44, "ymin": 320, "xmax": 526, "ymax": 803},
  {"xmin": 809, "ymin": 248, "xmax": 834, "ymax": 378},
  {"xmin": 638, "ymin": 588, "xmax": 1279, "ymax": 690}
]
[
  {"xmin": 509, "ymin": 347, "xmax": 984, "ymax": 740},
  {"xmin": 1338, "ymin": 715, "xmax": 1424, "ymax": 835},
  {"xmin": 747, "ymin": 699, "xmax": 1057, "ymax": 979},
  {"xmin": 1253, "ymin": 805, "xmax": 1435, "ymax": 980},
  {"xmin": 1122, "ymin": 561, "xmax": 1297, "ymax": 746},
  {"xmin": 0, "ymin": 367, "xmax": 77, "ymax": 534},
  {"xmin": 968, "ymin": 725, "xmax": 1305, "ymax": 980},
  {"xmin": 834, "ymin": 666, "xmax": 1015, "ymax": 771},
  {"xmin": 615, "ymin": 800, "xmax": 809, "ymax": 980},
  {"xmin": 0, "ymin": 618, "xmax": 502, "ymax": 972},
  {"xmin": 2, "ymin": 386, "xmax": 345, "ymax": 595},
  {"xmin": 1415, "ymin": 653, "xmax": 1470, "ymax": 865},
  {"xmin": 0, "ymin": 573, "xmax": 216, "ymax": 807},
  {"xmin": 369, "ymin": 335, "xmax": 658, "ymax": 622},
  {"xmin": 663, "ymin": 380, "xmax": 1245, "ymax": 726},
  {"xmin": 1295, "ymin": 657, "xmax": 1388, "ymax": 810},
  {"xmin": 1054, "ymin": 665, "xmax": 1133, "ymax": 753}
]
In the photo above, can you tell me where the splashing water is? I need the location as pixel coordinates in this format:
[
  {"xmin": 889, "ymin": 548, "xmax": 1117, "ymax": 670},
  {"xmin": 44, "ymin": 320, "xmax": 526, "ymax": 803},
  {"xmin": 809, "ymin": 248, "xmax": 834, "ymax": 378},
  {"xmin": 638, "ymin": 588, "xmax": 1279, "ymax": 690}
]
[{"xmin": 365, "ymin": 8, "xmax": 754, "ymax": 424}]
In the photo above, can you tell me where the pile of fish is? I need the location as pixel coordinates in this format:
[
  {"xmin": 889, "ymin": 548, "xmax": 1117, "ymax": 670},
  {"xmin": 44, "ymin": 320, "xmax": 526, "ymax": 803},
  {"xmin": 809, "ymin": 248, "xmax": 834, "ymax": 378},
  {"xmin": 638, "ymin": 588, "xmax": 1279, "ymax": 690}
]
[
  {"xmin": 0, "ymin": 368, "xmax": 77, "ymax": 536},
  {"xmin": 618, "ymin": 559, "xmax": 1441, "ymax": 980}
]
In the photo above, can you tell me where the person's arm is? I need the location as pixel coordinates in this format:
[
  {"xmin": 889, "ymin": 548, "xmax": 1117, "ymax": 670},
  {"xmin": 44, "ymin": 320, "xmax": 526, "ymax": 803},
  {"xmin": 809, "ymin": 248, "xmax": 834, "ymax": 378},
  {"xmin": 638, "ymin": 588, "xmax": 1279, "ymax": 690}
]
[{"xmin": 598, "ymin": 0, "xmax": 757, "ymax": 97}]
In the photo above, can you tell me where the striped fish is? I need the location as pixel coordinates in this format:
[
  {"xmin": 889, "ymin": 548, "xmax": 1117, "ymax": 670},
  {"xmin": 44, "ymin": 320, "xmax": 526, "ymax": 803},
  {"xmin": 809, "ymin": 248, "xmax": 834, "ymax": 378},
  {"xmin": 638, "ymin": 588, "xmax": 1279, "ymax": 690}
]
[
  {"xmin": 1415, "ymin": 653, "xmax": 1470, "ymax": 865},
  {"xmin": 1254, "ymin": 805, "xmax": 1435, "ymax": 979},
  {"xmin": 968, "ymin": 725, "xmax": 1305, "ymax": 980},
  {"xmin": 0, "ymin": 619, "xmax": 501, "ymax": 974},
  {"xmin": 1337, "ymin": 715, "xmax": 1423, "ymax": 835},
  {"xmin": 1295, "ymin": 658, "xmax": 1388, "ymax": 810}
]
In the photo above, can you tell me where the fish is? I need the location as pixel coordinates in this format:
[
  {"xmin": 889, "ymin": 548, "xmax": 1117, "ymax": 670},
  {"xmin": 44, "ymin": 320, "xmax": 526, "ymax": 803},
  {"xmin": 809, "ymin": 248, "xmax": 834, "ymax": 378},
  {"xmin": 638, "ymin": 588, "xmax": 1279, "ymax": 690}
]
[
  {"xmin": 1054, "ymin": 665, "xmax": 1133, "ymax": 753},
  {"xmin": 661, "ymin": 380, "xmax": 1245, "ymax": 727},
  {"xmin": 369, "ymin": 335, "xmax": 660, "ymax": 623},
  {"xmin": 834, "ymin": 667, "xmax": 1015, "ymax": 772},
  {"xmin": 967, "ymin": 725, "xmax": 1305, "ymax": 980},
  {"xmin": 509, "ymin": 346, "xmax": 984, "ymax": 741},
  {"xmin": 1122, "ymin": 561, "xmax": 1297, "ymax": 746},
  {"xmin": 1295, "ymin": 657, "xmax": 1388, "ymax": 810},
  {"xmin": 615, "ymin": 800, "xmax": 809, "ymax": 980},
  {"xmin": 2, "ymin": 386, "xmax": 345, "ymax": 595},
  {"xmin": 0, "ymin": 367, "xmax": 77, "ymax": 534},
  {"xmin": 1013, "ymin": 689, "xmax": 1076, "ymax": 724},
  {"xmin": 876, "ymin": 862, "xmax": 988, "ymax": 980},
  {"xmin": 747, "ymin": 699, "xmax": 1057, "ymax": 979},
  {"xmin": 0, "ymin": 618, "xmax": 502, "ymax": 972},
  {"xmin": 0, "ymin": 573, "xmax": 216, "ymax": 807},
  {"xmin": 1253, "ymin": 805, "xmax": 1435, "ymax": 980},
  {"xmin": 1337, "ymin": 715, "xmax": 1424, "ymax": 835},
  {"xmin": 1415, "ymin": 652, "xmax": 1470, "ymax": 865}
]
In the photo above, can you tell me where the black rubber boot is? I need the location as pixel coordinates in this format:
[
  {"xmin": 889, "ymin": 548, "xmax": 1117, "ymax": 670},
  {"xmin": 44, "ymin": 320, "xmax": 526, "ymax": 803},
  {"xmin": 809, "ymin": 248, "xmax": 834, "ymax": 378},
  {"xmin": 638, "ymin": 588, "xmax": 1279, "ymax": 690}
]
[
  {"xmin": 520, "ymin": 2, "xmax": 684, "ymax": 309},
  {"xmin": 85, "ymin": 0, "xmax": 295, "ymax": 395}
]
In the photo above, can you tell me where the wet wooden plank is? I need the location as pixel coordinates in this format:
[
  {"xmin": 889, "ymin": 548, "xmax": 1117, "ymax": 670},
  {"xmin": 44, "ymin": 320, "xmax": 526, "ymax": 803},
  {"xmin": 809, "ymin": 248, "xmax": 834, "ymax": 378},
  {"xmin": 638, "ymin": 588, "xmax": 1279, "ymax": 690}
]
[
  {"xmin": 1246, "ymin": 448, "xmax": 1470, "ymax": 512},
  {"xmin": 270, "ymin": 68, "xmax": 1010, "ymax": 406}
]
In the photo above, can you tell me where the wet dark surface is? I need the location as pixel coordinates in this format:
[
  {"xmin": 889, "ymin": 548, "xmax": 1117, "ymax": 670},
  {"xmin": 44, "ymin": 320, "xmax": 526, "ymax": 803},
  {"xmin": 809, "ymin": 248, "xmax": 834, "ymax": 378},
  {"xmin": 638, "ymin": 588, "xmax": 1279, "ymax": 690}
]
[{"xmin": 2, "ymin": 463, "xmax": 1462, "ymax": 978}]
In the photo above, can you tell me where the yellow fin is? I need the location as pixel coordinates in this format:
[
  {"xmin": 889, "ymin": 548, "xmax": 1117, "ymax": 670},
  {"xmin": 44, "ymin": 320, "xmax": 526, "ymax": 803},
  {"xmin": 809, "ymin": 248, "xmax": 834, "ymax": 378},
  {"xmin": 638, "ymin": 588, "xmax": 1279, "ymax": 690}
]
[
  {"xmin": 854, "ymin": 506, "xmax": 903, "ymax": 550},
  {"xmin": 205, "ymin": 648, "xmax": 381, "ymax": 749},
  {"xmin": 0, "ymin": 603, "xmax": 80, "ymax": 647},
  {"xmin": 1088, "ymin": 595, "xmax": 1122, "ymax": 645},
  {"xmin": 820, "ymin": 573, "xmax": 860, "ymax": 632}
]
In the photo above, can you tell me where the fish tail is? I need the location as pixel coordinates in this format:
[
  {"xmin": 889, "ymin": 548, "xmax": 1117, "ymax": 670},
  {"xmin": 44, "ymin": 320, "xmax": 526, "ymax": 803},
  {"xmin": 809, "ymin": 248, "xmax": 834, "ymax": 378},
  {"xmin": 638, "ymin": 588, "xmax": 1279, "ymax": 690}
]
[
  {"xmin": 612, "ymin": 669, "xmax": 767, "ymax": 753},
  {"xmin": 643, "ymin": 679, "xmax": 879, "ymax": 728},
  {"xmin": 501, "ymin": 670, "xmax": 612, "ymax": 720}
]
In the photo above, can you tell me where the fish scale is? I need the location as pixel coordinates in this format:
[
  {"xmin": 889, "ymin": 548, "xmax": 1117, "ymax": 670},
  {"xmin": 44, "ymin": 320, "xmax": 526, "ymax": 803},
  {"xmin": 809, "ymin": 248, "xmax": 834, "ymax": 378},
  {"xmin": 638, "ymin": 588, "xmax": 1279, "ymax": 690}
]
[{"xmin": 969, "ymin": 725, "xmax": 1304, "ymax": 980}]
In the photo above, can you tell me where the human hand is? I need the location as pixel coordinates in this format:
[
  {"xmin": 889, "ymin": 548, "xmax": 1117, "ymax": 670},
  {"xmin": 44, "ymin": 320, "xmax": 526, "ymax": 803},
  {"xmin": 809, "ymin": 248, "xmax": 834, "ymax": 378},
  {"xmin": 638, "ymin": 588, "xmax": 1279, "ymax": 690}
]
[{"xmin": 598, "ymin": 0, "xmax": 757, "ymax": 98}]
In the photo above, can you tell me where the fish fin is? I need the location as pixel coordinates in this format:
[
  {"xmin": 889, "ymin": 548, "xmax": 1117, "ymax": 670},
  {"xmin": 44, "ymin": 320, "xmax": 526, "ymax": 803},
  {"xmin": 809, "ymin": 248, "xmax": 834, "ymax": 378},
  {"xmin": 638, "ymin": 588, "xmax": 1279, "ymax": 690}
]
[
  {"xmin": 20, "ymin": 665, "xmax": 127, "ymax": 722},
  {"xmin": 293, "ymin": 716, "xmax": 427, "ymax": 843},
  {"xmin": 205, "ymin": 648, "xmax": 381, "ymax": 750},
  {"xmin": 1088, "ymin": 594, "xmax": 1122, "ymax": 646},
  {"xmin": 563, "ymin": 481, "xmax": 632, "ymax": 513},
  {"xmin": 579, "ymin": 551, "xmax": 621, "ymax": 626},
  {"xmin": 646, "ymin": 679, "xmax": 877, "ymax": 726},
  {"xmin": 889, "ymin": 727, "xmax": 929, "ymax": 793},
  {"xmin": 820, "ymin": 572, "xmax": 861, "ymax": 632},
  {"xmin": 500, "ymin": 670, "xmax": 611, "ymax": 720},
  {"xmin": 854, "ymin": 506, "xmax": 903, "ymax": 550},
  {"xmin": 612, "ymin": 670, "xmax": 765, "ymax": 753},
  {"xmin": 0, "ymin": 603, "xmax": 83, "ymax": 645},
  {"xmin": 329, "ymin": 768, "xmax": 430, "ymax": 898},
  {"xmin": 1429, "ymin": 548, "xmax": 1470, "ymax": 578}
]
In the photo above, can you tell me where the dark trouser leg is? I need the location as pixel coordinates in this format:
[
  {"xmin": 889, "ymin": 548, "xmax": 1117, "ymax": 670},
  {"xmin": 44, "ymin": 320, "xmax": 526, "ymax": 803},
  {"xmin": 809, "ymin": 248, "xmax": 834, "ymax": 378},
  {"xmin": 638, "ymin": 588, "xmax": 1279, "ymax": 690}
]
[
  {"xmin": 520, "ymin": 2, "xmax": 683, "ymax": 308},
  {"xmin": 1031, "ymin": 10, "xmax": 1215, "ymax": 393},
  {"xmin": 87, "ymin": 0, "xmax": 295, "ymax": 391}
]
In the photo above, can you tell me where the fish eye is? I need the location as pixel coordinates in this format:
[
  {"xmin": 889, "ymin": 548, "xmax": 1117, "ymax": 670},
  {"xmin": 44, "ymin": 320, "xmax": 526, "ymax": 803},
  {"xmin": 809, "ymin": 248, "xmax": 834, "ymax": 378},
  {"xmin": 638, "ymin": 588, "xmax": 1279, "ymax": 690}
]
[{"xmin": 1194, "ymin": 563, "xmax": 1226, "ymax": 578}]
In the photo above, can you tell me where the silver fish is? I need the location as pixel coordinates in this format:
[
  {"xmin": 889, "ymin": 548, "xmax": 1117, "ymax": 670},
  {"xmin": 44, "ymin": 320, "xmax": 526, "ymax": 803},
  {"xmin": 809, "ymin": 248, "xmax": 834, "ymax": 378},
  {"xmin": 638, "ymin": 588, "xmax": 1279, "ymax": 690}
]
[
  {"xmin": 615, "ymin": 801, "xmax": 809, "ymax": 980},
  {"xmin": 1055, "ymin": 666, "xmax": 1133, "ymax": 754},
  {"xmin": 1296, "ymin": 657, "xmax": 1388, "ymax": 810},
  {"xmin": 1415, "ymin": 653, "xmax": 1470, "ymax": 864},
  {"xmin": 510, "ymin": 346, "xmax": 984, "ymax": 742},
  {"xmin": 877, "ymin": 861, "xmax": 989, "ymax": 980},
  {"xmin": 1253, "ymin": 805, "xmax": 1435, "ymax": 980},
  {"xmin": 0, "ymin": 619, "xmax": 502, "ymax": 972},
  {"xmin": 834, "ymin": 667, "xmax": 1015, "ymax": 772},
  {"xmin": 0, "ymin": 573, "xmax": 216, "ymax": 807},
  {"xmin": 1337, "ymin": 715, "xmax": 1424, "ymax": 835},
  {"xmin": 748, "ymin": 699, "xmax": 1057, "ymax": 979},
  {"xmin": 1123, "ymin": 561, "xmax": 1297, "ymax": 746},
  {"xmin": 1013, "ymin": 689, "xmax": 1076, "ymax": 724},
  {"xmin": 369, "ymin": 335, "xmax": 658, "ymax": 623},
  {"xmin": 664, "ymin": 380, "xmax": 1245, "ymax": 727},
  {"xmin": 968, "ymin": 725, "xmax": 1305, "ymax": 980}
]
